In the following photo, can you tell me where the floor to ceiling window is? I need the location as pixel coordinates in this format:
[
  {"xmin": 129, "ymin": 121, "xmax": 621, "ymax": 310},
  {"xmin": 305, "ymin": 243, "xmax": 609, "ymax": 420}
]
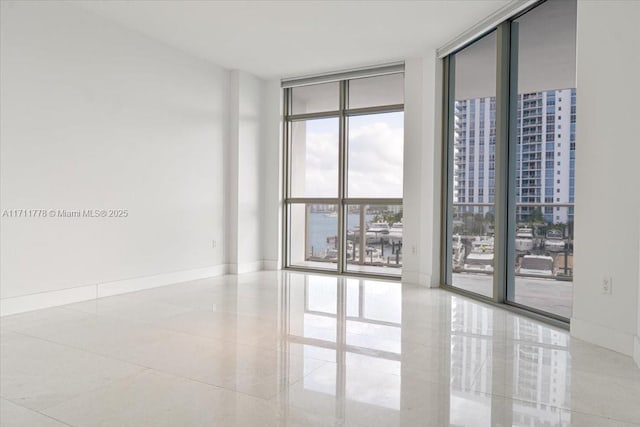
[
  {"xmin": 448, "ymin": 31, "xmax": 497, "ymax": 299},
  {"xmin": 443, "ymin": 0, "xmax": 576, "ymax": 321},
  {"xmin": 283, "ymin": 67, "xmax": 405, "ymax": 277}
]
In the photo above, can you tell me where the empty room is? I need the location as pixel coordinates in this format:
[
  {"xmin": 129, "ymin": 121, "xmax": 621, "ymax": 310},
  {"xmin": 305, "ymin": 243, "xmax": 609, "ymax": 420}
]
[{"xmin": 1, "ymin": 0, "xmax": 640, "ymax": 425}]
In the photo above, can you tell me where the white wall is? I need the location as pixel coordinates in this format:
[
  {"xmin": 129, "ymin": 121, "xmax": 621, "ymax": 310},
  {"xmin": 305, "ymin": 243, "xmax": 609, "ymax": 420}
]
[
  {"xmin": 226, "ymin": 71, "xmax": 268, "ymax": 274},
  {"xmin": 571, "ymin": 0, "xmax": 640, "ymax": 357},
  {"xmin": 261, "ymin": 80, "xmax": 283, "ymax": 271},
  {"xmin": 0, "ymin": 1, "xmax": 230, "ymax": 313},
  {"xmin": 402, "ymin": 56, "xmax": 442, "ymax": 287}
]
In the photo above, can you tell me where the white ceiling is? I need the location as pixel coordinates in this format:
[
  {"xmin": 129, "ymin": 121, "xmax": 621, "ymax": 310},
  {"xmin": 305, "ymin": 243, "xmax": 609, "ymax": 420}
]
[{"xmin": 76, "ymin": 0, "xmax": 510, "ymax": 80}]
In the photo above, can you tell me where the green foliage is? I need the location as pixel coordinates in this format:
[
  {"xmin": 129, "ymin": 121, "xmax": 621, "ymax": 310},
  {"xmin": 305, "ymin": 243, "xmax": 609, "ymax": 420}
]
[
  {"xmin": 529, "ymin": 207, "xmax": 544, "ymax": 223},
  {"xmin": 372, "ymin": 209, "xmax": 403, "ymax": 225}
]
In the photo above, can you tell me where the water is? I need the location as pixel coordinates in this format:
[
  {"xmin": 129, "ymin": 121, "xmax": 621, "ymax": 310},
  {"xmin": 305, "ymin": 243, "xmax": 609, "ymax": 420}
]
[{"xmin": 308, "ymin": 212, "xmax": 375, "ymax": 256}]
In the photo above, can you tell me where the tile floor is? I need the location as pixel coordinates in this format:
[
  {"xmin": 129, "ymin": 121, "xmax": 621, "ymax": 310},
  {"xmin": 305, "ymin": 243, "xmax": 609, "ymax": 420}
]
[{"xmin": 1, "ymin": 271, "xmax": 639, "ymax": 426}]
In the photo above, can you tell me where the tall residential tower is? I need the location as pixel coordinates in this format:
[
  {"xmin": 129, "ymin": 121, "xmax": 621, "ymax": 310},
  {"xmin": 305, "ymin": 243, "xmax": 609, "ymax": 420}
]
[{"xmin": 453, "ymin": 88, "xmax": 576, "ymax": 224}]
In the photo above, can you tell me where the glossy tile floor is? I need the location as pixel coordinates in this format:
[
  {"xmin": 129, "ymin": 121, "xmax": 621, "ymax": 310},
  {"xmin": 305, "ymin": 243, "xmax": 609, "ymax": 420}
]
[{"xmin": 1, "ymin": 271, "xmax": 640, "ymax": 426}]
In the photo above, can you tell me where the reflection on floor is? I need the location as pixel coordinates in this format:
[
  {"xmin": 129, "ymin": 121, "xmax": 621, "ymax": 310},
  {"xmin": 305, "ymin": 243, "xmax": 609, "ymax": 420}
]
[{"xmin": 1, "ymin": 271, "xmax": 639, "ymax": 426}]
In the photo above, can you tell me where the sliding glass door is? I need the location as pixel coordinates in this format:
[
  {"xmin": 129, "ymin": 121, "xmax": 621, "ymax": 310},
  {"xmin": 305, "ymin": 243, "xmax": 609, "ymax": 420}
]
[
  {"xmin": 443, "ymin": 0, "xmax": 577, "ymax": 321},
  {"xmin": 448, "ymin": 31, "xmax": 497, "ymax": 299},
  {"xmin": 509, "ymin": 0, "xmax": 576, "ymax": 319}
]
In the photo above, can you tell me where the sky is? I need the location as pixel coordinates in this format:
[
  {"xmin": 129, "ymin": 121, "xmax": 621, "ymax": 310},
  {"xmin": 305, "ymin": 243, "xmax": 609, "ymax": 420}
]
[{"xmin": 291, "ymin": 112, "xmax": 404, "ymax": 198}]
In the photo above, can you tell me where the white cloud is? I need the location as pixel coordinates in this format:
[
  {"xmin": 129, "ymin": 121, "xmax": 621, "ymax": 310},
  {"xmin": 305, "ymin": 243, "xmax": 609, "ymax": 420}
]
[
  {"xmin": 291, "ymin": 113, "xmax": 404, "ymax": 197},
  {"xmin": 304, "ymin": 130, "xmax": 338, "ymax": 196},
  {"xmin": 348, "ymin": 114, "xmax": 404, "ymax": 197}
]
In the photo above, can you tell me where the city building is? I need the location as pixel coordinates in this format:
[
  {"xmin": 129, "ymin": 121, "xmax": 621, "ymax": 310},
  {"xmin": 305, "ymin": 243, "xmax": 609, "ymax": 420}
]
[{"xmin": 454, "ymin": 88, "xmax": 576, "ymax": 224}]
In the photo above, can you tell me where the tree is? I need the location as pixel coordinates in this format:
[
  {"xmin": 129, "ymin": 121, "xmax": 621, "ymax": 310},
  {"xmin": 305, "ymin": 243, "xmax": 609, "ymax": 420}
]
[
  {"xmin": 384, "ymin": 210, "xmax": 403, "ymax": 224},
  {"xmin": 529, "ymin": 207, "xmax": 543, "ymax": 224},
  {"xmin": 484, "ymin": 211, "xmax": 494, "ymax": 224}
]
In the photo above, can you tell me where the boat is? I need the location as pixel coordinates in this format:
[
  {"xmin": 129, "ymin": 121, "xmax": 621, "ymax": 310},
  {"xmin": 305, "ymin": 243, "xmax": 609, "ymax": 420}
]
[
  {"xmin": 544, "ymin": 229, "xmax": 565, "ymax": 252},
  {"xmin": 368, "ymin": 222, "xmax": 390, "ymax": 233},
  {"xmin": 324, "ymin": 212, "xmax": 337, "ymax": 218},
  {"xmin": 366, "ymin": 222, "xmax": 389, "ymax": 244},
  {"xmin": 515, "ymin": 227, "xmax": 534, "ymax": 253},
  {"xmin": 518, "ymin": 255, "xmax": 554, "ymax": 277},
  {"xmin": 323, "ymin": 248, "xmax": 353, "ymax": 262},
  {"xmin": 388, "ymin": 222, "xmax": 403, "ymax": 244},
  {"xmin": 346, "ymin": 226, "xmax": 360, "ymax": 242},
  {"xmin": 463, "ymin": 237, "xmax": 494, "ymax": 273}
]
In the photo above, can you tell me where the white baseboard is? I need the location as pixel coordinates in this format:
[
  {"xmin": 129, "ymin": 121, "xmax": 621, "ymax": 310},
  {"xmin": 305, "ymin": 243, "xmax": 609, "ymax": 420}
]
[
  {"xmin": 402, "ymin": 270, "xmax": 437, "ymax": 288},
  {"xmin": 634, "ymin": 335, "xmax": 640, "ymax": 368},
  {"xmin": 420, "ymin": 273, "xmax": 438, "ymax": 288},
  {"xmin": 571, "ymin": 316, "xmax": 635, "ymax": 357},
  {"xmin": 263, "ymin": 260, "xmax": 280, "ymax": 271},
  {"xmin": 1, "ymin": 264, "xmax": 228, "ymax": 317},
  {"xmin": 97, "ymin": 265, "xmax": 228, "ymax": 298},
  {"xmin": 227, "ymin": 261, "xmax": 264, "ymax": 275},
  {"xmin": 0, "ymin": 284, "xmax": 97, "ymax": 317}
]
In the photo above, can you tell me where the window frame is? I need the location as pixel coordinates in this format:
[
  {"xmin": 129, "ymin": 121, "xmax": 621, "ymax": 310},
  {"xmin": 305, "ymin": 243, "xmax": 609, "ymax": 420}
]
[{"xmin": 283, "ymin": 69, "xmax": 405, "ymax": 279}]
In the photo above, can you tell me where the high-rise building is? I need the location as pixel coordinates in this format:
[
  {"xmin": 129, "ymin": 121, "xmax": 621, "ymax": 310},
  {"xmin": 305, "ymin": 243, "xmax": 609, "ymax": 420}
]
[{"xmin": 454, "ymin": 88, "xmax": 576, "ymax": 224}]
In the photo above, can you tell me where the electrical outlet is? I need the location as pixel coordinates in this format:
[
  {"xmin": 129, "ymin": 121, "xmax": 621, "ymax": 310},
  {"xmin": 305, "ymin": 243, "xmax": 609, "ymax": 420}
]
[
  {"xmin": 212, "ymin": 240, "xmax": 217, "ymax": 249},
  {"xmin": 412, "ymin": 246, "xmax": 417, "ymax": 255},
  {"xmin": 601, "ymin": 276, "xmax": 613, "ymax": 294}
]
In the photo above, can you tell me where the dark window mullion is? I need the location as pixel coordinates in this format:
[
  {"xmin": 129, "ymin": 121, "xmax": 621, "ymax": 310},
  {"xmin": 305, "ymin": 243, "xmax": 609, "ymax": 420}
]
[
  {"xmin": 337, "ymin": 80, "xmax": 347, "ymax": 273},
  {"xmin": 493, "ymin": 21, "xmax": 517, "ymax": 303},
  {"xmin": 442, "ymin": 55, "xmax": 456, "ymax": 286}
]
